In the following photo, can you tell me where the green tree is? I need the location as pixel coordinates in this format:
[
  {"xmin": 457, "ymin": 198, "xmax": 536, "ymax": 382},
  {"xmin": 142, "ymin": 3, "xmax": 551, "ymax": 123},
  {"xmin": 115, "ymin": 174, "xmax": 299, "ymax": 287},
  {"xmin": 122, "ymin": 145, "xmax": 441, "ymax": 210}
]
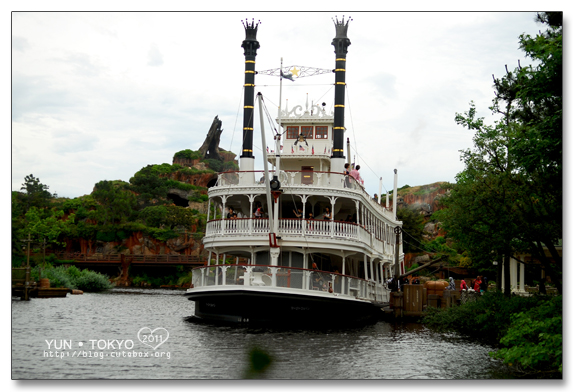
[
  {"xmin": 18, "ymin": 206, "xmax": 74, "ymax": 250},
  {"xmin": 128, "ymin": 165, "xmax": 170, "ymax": 207},
  {"xmin": 439, "ymin": 13, "xmax": 562, "ymax": 295},
  {"xmin": 92, "ymin": 180, "xmax": 137, "ymax": 225},
  {"xmin": 139, "ymin": 205, "xmax": 197, "ymax": 229},
  {"xmin": 20, "ymin": 174, "xmax": 53, "ymax": 211},
  {"xmin": 493, "ymin": 12, "xmax": 563, "ymax": 292}
]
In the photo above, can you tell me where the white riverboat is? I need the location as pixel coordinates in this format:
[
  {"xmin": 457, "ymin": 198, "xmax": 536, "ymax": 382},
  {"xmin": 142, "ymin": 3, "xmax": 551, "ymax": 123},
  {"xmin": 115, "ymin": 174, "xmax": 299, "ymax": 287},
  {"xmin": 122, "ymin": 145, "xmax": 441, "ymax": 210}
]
[{"xmin": 185, "ymin": 17, "xmax": 404, "ymax": 325}]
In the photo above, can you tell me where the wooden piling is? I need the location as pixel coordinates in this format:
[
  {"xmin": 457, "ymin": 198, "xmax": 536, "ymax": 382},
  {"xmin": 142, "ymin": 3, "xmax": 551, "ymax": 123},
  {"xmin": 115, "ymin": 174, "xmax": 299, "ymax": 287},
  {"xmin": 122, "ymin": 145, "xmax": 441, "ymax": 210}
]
[{"xmin": 391, "ymin": 292, "xmax": 403, "ymax": 318}]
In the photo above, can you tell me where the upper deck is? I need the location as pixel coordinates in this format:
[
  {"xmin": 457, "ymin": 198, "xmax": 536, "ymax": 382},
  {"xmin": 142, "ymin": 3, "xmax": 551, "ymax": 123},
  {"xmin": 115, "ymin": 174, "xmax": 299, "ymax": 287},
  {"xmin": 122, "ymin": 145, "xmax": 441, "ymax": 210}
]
[{"xmin": 211, "ymin": 169, "xmax": 395, "ymax": 222}]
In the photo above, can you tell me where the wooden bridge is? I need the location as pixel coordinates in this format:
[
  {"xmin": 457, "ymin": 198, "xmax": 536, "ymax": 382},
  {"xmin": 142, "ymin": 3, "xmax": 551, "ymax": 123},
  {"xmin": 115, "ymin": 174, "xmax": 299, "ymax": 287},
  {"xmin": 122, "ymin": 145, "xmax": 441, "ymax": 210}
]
[{"xmin": 51, "ymin": 252, "xmax": 204, "ymax": 267}]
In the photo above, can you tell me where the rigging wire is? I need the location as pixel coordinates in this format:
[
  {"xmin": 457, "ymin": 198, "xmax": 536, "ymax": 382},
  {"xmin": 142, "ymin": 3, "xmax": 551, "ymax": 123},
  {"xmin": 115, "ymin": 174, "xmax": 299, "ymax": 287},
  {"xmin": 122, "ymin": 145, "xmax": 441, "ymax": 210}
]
[
  {"xmin": 258, "ymin": 92, "xmax": 328, "ymax": 266},
  {"xmin": 345, "ymin": 84, "xmax": 390, "ymax": 194},
  {"xmin": 228, "ymin": 85, "xmax": 246, "ymax": 154},
  {"xmin": 311, "ymin": 84, "xmax": 335, "ymax": 114},
  {"xmin": 348, "ymin": 144, "xmax": 390, "ymax": 194},
  {"xmin": 401, "ymin": 227, "xmax": 435, "ymax": 255}
]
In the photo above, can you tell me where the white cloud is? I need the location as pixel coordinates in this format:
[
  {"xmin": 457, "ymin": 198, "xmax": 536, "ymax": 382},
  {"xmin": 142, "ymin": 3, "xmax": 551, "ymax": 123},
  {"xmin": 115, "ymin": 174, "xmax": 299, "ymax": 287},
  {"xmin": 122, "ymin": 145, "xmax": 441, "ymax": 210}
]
[
  {"xmin": 147, "ymin": 43, "xmax": 163, "ymax": 67},
  {"xmin": 10, "ymin": 11, "xmax": 553, "ymax": 198}
]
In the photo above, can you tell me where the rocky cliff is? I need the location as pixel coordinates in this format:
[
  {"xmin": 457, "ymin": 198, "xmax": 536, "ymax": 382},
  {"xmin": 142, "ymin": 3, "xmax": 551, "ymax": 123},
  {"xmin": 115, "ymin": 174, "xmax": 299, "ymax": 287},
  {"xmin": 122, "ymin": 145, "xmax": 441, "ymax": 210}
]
[
  {"xmin": 397, "ymin": 182, "xmax": 451, "ymax": 269},
  {"xmin": 396, "ymin": 182, "xmax": 449, "ymax": 217}
]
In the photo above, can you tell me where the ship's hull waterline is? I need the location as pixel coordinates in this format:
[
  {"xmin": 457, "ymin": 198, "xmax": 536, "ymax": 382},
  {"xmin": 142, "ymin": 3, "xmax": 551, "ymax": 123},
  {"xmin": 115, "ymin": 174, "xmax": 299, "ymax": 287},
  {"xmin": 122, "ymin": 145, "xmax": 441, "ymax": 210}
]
[{"xmin": 186, "ymin": 288, "xmax": 384, "ymax": 325}]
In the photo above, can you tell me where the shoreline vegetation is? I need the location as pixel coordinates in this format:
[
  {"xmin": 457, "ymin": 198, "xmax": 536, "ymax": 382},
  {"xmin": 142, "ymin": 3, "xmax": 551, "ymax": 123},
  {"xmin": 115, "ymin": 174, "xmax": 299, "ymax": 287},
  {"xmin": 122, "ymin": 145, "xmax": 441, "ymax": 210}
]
[
  {"xmin": 29, "ymin": 264, "xmax": 112, "ymax": 293},
  {"xmin": 13, "ymin": 254, "xmax": 193, "ymax": 291},
  {"xmin": 422, "ymin": 291, "xmax": 562, "ymax": 377}
]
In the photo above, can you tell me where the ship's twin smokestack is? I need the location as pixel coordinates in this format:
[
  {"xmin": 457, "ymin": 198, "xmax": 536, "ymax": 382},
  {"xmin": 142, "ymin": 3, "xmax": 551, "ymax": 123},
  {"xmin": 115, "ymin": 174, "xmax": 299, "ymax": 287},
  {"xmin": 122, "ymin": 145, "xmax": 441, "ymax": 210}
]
[
  {"xmin": 331, "ymin": 16, "xmax": 351, "ymax": 161},
  {"xmin": 240, "ymin": 19, "xmax": 260, "ymax": 163},
  {"xmin": 240, "ymin": 17, "xmax": 350, "ymax": 168}
]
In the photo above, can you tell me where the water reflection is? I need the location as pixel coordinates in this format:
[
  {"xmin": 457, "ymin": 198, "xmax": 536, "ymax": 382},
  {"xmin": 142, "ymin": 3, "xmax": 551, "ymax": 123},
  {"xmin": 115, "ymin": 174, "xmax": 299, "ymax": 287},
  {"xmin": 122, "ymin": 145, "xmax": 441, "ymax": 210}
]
[{"xmin": 12, "ymin": 288, "xmax": 517, "ymax": 379}]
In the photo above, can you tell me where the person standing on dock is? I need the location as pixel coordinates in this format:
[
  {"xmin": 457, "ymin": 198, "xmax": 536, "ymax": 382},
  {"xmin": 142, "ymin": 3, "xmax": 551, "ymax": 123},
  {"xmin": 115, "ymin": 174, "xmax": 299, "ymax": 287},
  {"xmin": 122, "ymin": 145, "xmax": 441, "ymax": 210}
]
[
  {"xmin": 473, "ymin": 276, "xmax": 482, "ymax": 292},
  {"xmin": 460, "ymin": 279, "xmax": 468, "ymax": 292}
]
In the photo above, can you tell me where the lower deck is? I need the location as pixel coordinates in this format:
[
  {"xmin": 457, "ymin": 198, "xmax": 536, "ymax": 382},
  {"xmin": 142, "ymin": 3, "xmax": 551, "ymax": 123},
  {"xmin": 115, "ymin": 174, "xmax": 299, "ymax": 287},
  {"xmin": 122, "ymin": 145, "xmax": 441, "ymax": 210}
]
[
  {"xmin": 186, "ymin": 260, "xmax": 390, "ymax": 325},
  {"xmin": 186, "ymin": 285, "xmax": 385, "ymax": 325}
]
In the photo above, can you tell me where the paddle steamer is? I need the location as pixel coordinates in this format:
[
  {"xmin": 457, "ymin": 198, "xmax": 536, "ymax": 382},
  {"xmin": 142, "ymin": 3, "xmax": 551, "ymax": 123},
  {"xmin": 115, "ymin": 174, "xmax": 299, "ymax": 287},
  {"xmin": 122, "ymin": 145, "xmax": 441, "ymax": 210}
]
[{"xmin": 185, "ymin": 17, "xmax": 404, "ymax": 324}]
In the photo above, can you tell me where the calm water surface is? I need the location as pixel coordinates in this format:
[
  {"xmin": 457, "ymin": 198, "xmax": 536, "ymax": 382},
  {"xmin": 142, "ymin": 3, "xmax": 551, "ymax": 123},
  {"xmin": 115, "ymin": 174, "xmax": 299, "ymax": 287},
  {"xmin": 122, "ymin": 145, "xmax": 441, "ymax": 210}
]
[{"xmin": 12, "ymin": 288, "xmax": 516, "ymax": 379}]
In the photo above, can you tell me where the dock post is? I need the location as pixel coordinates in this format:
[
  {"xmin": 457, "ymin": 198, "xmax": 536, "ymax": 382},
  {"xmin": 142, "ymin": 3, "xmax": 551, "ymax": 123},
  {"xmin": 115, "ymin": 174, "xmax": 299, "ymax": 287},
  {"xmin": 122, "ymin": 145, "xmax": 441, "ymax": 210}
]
[
  {"xmin": 391, "ymin": 292, "xmax": 403, "ymax": 318},
  {"xmin": 23, "ymin": 233, "xmax": 32, "ymax": 301}
]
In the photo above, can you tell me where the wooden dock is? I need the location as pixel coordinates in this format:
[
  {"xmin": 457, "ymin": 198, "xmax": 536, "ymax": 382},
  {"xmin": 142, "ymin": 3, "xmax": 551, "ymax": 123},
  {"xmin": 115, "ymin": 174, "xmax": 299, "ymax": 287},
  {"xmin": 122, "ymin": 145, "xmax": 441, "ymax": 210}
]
[
  {"xmin": 385, "ymin": 284, "xmax": 463, "ymax": 318},
  {"xmin": 12, "ymin": 285, "xmax": 72, "ymax": 299}
]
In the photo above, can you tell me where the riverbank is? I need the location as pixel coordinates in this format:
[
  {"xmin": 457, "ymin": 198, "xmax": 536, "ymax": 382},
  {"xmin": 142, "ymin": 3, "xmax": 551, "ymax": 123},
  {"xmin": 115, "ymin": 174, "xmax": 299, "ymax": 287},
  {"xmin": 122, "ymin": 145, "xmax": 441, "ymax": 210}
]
[{"xmin": 422, "ymin": 291, "xmax": 562, "ymax": 377}]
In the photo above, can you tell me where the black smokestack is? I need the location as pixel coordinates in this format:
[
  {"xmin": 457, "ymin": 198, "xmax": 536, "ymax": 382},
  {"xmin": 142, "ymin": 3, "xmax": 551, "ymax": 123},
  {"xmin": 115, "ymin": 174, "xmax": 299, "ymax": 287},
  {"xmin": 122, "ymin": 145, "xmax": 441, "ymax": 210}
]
[
  {"xmin": 241, "ymin": 19, "xmax": 260, "ymax": 159},
  {"xmin": 331, "ymin": 16, "xmax": 351, "ymax": 159}
]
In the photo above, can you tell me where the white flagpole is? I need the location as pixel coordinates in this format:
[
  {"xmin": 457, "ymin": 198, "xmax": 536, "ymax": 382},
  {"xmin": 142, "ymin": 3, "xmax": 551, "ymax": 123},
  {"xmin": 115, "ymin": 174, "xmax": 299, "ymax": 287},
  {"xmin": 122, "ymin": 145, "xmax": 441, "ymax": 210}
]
[{"xmin": 276, "ymin": 58, "xmax": 283, "ymax": 171}]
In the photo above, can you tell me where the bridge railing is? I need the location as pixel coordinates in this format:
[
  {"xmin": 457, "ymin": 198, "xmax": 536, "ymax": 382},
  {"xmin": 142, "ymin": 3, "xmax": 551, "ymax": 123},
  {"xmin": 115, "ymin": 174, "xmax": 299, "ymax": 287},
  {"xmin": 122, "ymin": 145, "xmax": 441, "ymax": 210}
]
[{"xmin": 50, "ymin": 252, "xmax": 203, "ymax": 264}]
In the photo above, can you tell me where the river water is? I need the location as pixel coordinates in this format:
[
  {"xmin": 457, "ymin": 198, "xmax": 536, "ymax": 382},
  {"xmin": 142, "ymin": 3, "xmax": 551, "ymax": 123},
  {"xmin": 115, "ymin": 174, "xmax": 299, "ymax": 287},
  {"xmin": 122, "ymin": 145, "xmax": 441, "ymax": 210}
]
[{"xmin": 11, "ymin": 288, "xmax": 517, "ymax": 379}]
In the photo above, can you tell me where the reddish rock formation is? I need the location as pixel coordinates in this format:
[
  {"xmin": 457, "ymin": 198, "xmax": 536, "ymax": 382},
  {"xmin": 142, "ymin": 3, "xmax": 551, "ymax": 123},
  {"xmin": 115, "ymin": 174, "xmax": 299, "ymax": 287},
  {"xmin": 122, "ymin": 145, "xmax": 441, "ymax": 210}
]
[
  {"xmin": 397, "ymin": 182, "xmax": 449, "ymax": 216},
  {"xmin": 172, "ymin": 157, "xmax": 202, "ymax": 167},
  {"xmin": 165, "ymin": 171, "xmax": 218, "ymax": 188},
  {"xmin": 398, "ymin": 182, "xmax": 451, "ymax": 270}
]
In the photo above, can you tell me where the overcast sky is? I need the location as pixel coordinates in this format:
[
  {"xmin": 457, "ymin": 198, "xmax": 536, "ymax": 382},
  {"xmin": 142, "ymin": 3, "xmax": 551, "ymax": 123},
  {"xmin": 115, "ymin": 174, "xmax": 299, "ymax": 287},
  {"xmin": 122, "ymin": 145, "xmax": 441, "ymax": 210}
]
[{"xmin": 10, "ymin": 10, "xmax": 562, "ymax": 199}]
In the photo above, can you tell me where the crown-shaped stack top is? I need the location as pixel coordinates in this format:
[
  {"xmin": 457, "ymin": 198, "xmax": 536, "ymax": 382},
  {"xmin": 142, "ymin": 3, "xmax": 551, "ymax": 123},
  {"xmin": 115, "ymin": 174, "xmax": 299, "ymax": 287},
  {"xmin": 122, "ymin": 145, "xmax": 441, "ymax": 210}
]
[
  {"xmin": 333, "ymin": 16, "xmax": 351, "ymax": 39},
  {"xmin": 242, "ymin": 18, "xmax": 260, "ymax": 41}
]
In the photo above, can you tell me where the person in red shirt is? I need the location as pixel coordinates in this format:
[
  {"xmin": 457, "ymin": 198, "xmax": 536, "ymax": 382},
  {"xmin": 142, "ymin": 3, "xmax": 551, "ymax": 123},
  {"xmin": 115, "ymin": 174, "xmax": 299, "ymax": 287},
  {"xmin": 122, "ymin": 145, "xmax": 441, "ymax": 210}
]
[
  {"xmin": 460, "ymin": 279, "xmax": 468, "ymax": 292},
  {"xmin": 473, "ymin": 276, "xmax": 482, "ymax": 292}
]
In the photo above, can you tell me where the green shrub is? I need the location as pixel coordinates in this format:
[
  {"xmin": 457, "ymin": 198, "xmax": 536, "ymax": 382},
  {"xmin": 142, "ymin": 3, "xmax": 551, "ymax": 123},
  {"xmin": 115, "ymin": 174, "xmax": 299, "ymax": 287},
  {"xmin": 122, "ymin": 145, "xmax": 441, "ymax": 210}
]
[
  {"xmin": 423, "ymin": 291, "xmax": 543, "ymax": 343},
  {"xmin": 222, "ymin": 161, "xmax": 239, "ymax": 171},
  {"xmin": 491, "ymin": 296, "xmax": 562, "ymax": 374},
  {"xmin": 31, "ymin": 265, "xmax": 112, "ymax": 292},
  {"xmin": 116, "ymin": 230, "xmax": 130, "ymax": 240},
  {"xmin": 173, "ymin": 149, "xmax": 202, "ymax": 160},
  {"xmin": 96, "ymin": 230, "xmax": 117, "ymax": 242},
  {"xmin": 177, "ymin": 272, "xmax": 193, "ymax": 286},
  {"xmin": 74, "ymin": 269, "xmax": 112, "ymax": 292},
  {"xmin": 66, "ymin": 265, "xmax": 82, "ymax": 279},
  {"xmin": 35, "ymin": 265, "xmax": 74, "ymax": 289},
  {"xmin": 147, "ymin": 228, "xmax": 179, "ymax": 241},
  {"xmin": 12, "ymin": 255, "xmax": 26, "ymax": 268},
  {"xmin": 188, "ymin": 194, "xmax": 208, "ymax": 203},
  {"xmin": 165, "ymin": 179, "xmax": 195, "ymax": 191},
  {"xmin": 203, "ymin": 159, "xmax": 223, "ymax": 172},
  {"xmin": 423, "ymin": 292, "xmax": 562, "ymax": 375}
]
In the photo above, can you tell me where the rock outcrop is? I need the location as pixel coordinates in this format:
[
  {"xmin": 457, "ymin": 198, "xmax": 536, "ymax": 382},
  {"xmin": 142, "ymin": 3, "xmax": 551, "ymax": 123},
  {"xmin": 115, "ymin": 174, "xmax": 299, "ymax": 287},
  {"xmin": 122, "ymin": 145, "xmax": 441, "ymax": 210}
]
[
  {"xmin": 397, "ymin": 182, "xmax": 449, "ymax": 217},
  {"xmin": 199, "ymin": 115, "xmax": 224, "ymax": 161}
]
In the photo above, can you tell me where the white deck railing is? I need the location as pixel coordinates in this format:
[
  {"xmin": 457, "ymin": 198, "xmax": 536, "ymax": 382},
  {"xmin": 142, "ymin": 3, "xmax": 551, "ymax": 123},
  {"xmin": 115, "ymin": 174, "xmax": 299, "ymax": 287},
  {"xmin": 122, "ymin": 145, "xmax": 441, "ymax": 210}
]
[
  {"xmin": 205, "ymin": 218, "xmax": 400, "ymax": 255},
  {"xmin": 214, "ymin": 170, "xmax": 391, "ymax": 216},
  {"xmin": 190, "ymin": 264, "xmax": 387, "ymax": 304},
  {"xmin": 207, "ymin": 218, "xmax": 372, "ymax": 241}
]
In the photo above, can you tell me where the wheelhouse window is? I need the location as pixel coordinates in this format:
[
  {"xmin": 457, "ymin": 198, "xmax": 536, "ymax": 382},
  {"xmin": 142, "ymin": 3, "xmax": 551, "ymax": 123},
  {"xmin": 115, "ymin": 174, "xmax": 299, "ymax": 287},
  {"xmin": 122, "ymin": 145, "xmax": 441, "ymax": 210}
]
[
  {"xmin": 286, "ymin": 126, "xmax": 299, "ymax": 139},
  {"xmin": 315, "ymin": 126, "xmax": 328, "ymax": 139},
  {"xmin": 301, "ymin": 126, "xmax": 313, "ymax": 139}
]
